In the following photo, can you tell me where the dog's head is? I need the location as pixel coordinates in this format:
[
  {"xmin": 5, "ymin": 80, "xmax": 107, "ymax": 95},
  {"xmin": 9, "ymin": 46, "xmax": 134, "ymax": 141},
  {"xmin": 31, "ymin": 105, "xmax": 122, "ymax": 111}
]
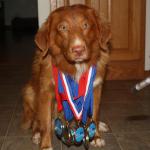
[{"xmin": 35, "ymin": 4, "xmax": 111, "ymax": 64}]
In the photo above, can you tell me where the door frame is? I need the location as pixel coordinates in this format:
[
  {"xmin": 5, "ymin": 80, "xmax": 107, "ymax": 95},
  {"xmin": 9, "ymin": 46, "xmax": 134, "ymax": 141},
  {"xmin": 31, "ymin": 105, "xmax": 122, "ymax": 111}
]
[
  {"xmin": 37, "ymin": 0, "xmax": 50, "ymax": 27},
  {"xmin": 145, "ymin": 0, "xmax": 150, "ymax": 71}
]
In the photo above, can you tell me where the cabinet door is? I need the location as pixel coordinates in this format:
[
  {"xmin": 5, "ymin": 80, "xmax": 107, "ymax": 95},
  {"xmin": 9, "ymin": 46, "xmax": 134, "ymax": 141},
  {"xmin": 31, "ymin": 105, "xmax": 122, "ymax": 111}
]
[{"xmin": 49, "ymin": 0, "xmax": 146, "ymax": 80}]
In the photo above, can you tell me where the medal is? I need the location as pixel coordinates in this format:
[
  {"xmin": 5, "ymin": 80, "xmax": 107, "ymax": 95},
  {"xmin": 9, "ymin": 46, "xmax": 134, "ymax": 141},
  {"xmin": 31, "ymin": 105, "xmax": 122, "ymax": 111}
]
[
  {"xmin": 83, "ymin": 129, "xmax": 89, "ymax": 150},
  {"xmin": 54, "ymin": 118, "xmax": 65, "ymax": 139},
  {"xmin": 83, "ymin": 120, "xmax": 96, "ymax": 149},
  {"xmin": 53, "ymin": 65, "xmax": 97, "ymax": 148},
  {"xmin": 61, "ymin": 122, "xmax": 73, "ymax": 146},
  {"xmin": 87, "ymin": 121, "xmax": 96, "ymax": 141},
  {"xmin": 69, "ymin": 122, "xmax": 85, "ymax": 145},
  {"xmin": 74, "ymin": 126, "xmax": 84, "ymax": 145}
]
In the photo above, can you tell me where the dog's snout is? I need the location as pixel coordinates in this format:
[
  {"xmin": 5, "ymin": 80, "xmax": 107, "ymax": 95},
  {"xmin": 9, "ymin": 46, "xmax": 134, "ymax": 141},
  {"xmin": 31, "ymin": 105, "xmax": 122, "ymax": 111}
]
[
  {"xmin": 71, "ymin": 38, "xmax": 86, "ymax": 55},
  {"xmin": 72, "ymin": 45, "xmax": 85, "ymax": 53}
]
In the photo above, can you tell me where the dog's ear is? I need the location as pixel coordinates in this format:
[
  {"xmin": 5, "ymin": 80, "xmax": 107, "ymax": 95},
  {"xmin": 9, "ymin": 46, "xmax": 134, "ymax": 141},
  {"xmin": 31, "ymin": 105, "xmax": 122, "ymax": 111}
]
[
  {"xmin": 99, "ymin": 22, "xmax": 111, "ymax": 51},
  {"xmin": 90, "ymin": 9, "xmax": 111, "ymax": 51},
  {"xmin": 35, "ymin": 18, "xmax": 50, "ymax": 57}
]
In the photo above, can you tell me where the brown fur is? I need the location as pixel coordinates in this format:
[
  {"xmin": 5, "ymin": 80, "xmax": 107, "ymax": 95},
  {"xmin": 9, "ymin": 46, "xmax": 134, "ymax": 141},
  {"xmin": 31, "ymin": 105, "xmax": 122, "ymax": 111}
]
[{"xmin": 22, "ymin": 4, "xmax": 111, "ymax": 150}]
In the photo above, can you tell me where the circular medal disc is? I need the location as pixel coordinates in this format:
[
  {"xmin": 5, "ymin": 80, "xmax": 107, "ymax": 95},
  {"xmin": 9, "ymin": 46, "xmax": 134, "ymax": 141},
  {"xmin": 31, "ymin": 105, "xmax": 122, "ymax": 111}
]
[
  {"xmin": 87, "ymin": 121, "xmax": 96, "ymax": 141},
  {"xmin": 74, "ymin": 127, "xmax": 84, "ymax": 145},
  {"xmin": 61, "ymin": 126, "xmax": 73, "ymax": 146},
  {"xmin": 83, "ymin": 133, "xmax": 89, "ymax": 150},
  {"xmin": 69, "ymin": 128, "xmax": 75, "ymax": 145},
  {"xmin": 54, "ymin": 118, "xmax": 64, "ymax": 138}
]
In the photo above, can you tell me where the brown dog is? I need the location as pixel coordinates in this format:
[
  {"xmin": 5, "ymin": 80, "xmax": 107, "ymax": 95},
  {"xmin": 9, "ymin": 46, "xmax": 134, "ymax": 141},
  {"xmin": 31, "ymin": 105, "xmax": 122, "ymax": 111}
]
[{"xmin": 22, "ymin": 4, "xmax": 111, "ymax": 150}]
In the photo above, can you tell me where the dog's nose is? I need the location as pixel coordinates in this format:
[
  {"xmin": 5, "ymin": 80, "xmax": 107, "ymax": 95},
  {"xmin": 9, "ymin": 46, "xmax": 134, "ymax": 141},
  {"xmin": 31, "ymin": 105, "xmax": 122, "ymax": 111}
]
[
  {"xmin": 71, "ymin": 38, "xmax": 85, "ymax": 55},
  {"xmin": 71, "ymin": 45, "xmax": 85, "ymax": 53}
]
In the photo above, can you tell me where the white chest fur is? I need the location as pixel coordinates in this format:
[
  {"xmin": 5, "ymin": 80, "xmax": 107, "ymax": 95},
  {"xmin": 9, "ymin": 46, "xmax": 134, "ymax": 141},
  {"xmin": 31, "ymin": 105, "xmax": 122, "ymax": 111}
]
[
  {"xmin": 75, "ymin": 63, "xmax": 87, "ymax": 82},
  {"xmin": 75, "ymin": 63, "xmax": 102, "ymax": 87}
]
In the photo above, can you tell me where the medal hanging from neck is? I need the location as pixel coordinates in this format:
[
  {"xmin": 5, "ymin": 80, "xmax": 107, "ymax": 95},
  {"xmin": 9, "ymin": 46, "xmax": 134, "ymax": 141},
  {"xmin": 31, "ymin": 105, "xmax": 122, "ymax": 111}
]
[{"xmin": 53, "ymin": 65, "xmax": 97, "ymax": 148}]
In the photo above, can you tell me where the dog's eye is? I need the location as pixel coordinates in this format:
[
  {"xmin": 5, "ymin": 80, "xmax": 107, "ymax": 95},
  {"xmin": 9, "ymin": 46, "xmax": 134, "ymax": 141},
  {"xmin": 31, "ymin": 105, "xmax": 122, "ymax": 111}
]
[
  {"xmin": 82, "ymin": 23, "xmax": 89, "ymax": 30},
  {"xmin": 58, "ymin": 23, "xmax": 68, "ymax": 32}
]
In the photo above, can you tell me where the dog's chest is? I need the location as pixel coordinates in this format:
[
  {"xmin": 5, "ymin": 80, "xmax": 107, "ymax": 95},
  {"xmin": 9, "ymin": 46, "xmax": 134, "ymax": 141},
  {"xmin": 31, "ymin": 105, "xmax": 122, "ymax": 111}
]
[
  {"xmin": 51, "ymin": 63, "xmax": 102, "ymax": 88},
  {"xmin": 75, "ymin": 63, "xmax": 102, "ymax": 88},
  {"xmin": 75, "ymin": 63, "xmax": 87, "ymax": 82}
]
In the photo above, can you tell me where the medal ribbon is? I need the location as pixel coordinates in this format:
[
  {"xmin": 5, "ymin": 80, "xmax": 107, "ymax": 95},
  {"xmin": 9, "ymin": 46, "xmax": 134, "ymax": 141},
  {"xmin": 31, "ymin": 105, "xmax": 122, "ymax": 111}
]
[
  {"xmin": 52, "ymin": 65, "xmax": 96, "ymax": 124},
  {"xmin": 61, "ymin": 67, "xmax": 92, "ymax": 120}
]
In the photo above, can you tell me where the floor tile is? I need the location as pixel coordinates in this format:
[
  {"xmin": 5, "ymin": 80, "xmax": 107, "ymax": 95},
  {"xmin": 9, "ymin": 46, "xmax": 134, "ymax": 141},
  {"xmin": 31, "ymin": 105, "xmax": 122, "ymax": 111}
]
[
  {"xmin": 138, "ymin": 132, "xmax": 150, "ymax": 147},
  {"xmin": 13, "ymin": 102, "xmax": 23, "ymax": 116},
  {"xmin": 107, "ymin": 115, "xmax": 150, "ymax": 134},
  {"xmin": 1, "ymin": 135, "xmax": 61, "ymax": 150},
  {"xmin": 6, "ymin": 114, "xmax": 31, "ymax": 137},
  {"xmin": 0, "ymin": 119, "xmax": 11, "ymax": 136},
  {"xmin": 0, "ymin": 106, "xmax": 14, "ymax": 119},
  {"xmin": 0, "ymin": 137, "xmax": 4, "ymax": 149},
  {"xmin": 1, "ymin": 137, "xmax": 39, "ymax": 150},
  {"xmin": 116, "ymin": 133, "xmax": 150, "ymax": 150},
  {"xmin": 102, "ymin": 89, "xmax": 141, "ymax": 104},
  {"xmin": 136, "ymin": 88, "xmax": 150, "ymax": 102},
  {"xmin": 101, "ymin": 102, "xmax": 150, "ymax": 117},
  {"xmin": 102, "ymin": 133, "xmax": 121, "ymax": 150},
  {"xmin": 0, "ymin": 95, "xmax": 18, "ymax": 107},
  {"xmin": 53, "ymin": 134, "xmax": 62, "ymax": 150},
  {"xmin": 103, "ymin": 80, "xmax": 138, "ymax": 91}
]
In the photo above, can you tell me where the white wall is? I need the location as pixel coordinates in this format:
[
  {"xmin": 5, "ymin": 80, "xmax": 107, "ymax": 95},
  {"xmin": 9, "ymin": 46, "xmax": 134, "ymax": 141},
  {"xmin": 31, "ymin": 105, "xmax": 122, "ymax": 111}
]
[
  {"xmin": 37, "ymin": 0, "xmax": 50, "ymax": 27},
  {"xmin": 145, "ymin": 0, "xmax": 150, "ymax": 70}
]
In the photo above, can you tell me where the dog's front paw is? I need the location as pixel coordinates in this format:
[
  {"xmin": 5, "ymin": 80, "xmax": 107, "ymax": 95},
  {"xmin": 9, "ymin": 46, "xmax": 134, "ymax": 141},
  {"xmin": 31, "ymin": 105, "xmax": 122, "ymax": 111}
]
[
  {"xmin": 90, "ymin": 137, "xmax": 105, "ymax": 147},
  {"xmin": 32, "ymin": 132, "xmax": 41, "ymax": 145},
  {"xmin": 99, "ymin": 121, "xmax": 109, "ymax": 132}
]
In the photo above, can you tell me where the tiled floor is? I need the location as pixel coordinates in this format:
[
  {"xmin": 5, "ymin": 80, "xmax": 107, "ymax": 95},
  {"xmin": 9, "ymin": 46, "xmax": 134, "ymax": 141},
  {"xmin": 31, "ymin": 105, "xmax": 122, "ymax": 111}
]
[{"xmin": 0, "ymin": 30, "xmax": 150, "ymax": 150}]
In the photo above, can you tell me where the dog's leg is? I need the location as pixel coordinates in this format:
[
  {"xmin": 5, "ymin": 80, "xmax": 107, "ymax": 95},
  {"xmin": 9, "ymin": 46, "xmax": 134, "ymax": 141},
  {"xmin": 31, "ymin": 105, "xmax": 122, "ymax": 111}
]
[
  {"xmin": 32, "ymin": 120, "xmax": 41, "ymax": 145},
  {"xmin": 37, "ymin": 89, "xmax": 53, "ymax": 150},
  {"xmin": 91, "ymin": 54, "xmax": 109, "ymax": 147},
  {"xmin": 32, "ymin": 102, "xmax": 52, "ymax": 150},
  {"xmin": 91, "ymin": 85, "xmax": 106, "ymax": 148},
  {"xmin": 22, "ymin": 84, "xmax": 35, "ymax": 129},
  {"xmin": 36, "ymin": 56, "xmax": 54, "ymax": 150},
  {"xmin": 32, "ymin": 132, "xmax": 41, "ymax": 145}
]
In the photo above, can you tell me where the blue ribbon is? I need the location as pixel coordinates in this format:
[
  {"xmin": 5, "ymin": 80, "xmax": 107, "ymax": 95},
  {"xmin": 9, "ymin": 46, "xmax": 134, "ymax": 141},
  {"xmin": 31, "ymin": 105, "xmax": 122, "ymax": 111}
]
[{"xmin": 58, "ymin": 66, "xmax": 96, "ymax": 124}]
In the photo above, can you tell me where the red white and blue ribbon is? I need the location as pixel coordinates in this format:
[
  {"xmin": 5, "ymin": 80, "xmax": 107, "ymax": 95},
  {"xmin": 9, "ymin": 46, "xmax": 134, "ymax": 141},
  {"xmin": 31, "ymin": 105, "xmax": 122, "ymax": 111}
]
[{"xmin": 52, "ymin": 65, "xmax": 96, "ymax": 124}]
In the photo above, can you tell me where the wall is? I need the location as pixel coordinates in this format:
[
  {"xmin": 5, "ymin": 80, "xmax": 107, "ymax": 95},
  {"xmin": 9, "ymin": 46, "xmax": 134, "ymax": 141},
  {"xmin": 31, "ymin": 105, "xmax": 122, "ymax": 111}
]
[
  {"xmin": 37, "ymin": 0, "xmax": 84, "ymax": 27},
  {"xmin": 145, "ymin": 0, "xmax": 150, "ymax": 70},
  {"xmin": 37, "ymin": 0, "xmax": 50, "ymax": 27},
  {"xmin": 4, "ymin": 0, "xmax": 38, "ymax": 26}
]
